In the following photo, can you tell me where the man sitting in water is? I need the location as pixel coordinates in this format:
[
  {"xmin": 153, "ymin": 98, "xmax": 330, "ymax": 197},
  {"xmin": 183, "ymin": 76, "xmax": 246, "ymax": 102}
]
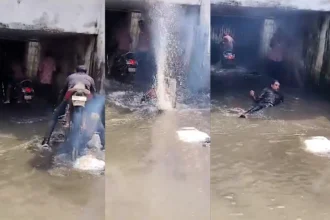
[
  {"xmin": 239, "ymin": 79, "xmax": 284, "ymax": 118},
  {"xmin": 140, "ymin": 86, "xmax": 156, "ymax": 103}
]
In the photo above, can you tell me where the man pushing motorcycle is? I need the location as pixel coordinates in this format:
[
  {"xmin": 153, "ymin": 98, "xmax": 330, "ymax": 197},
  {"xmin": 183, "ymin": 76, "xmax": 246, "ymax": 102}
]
[{"xmin": 41, "ymin": 65, "xmax": 98, "ymax": 146}]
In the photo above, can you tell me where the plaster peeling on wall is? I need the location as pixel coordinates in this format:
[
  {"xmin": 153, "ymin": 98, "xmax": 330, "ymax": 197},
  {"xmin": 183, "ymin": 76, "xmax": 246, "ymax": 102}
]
[
  {"xmin": 105, "ymin": 0, "xmax": 201, "ymax": 7},
  {"xmin": 0, "ymin": 23, "xmax": 9, "ymax": 28},
  {"xmin": 84, "ymin": 21, "xmax": 98, "ymax": 28},
  {"xmin": 32, "ymin": 12, "xmax": 59, "ymax": 27},
  {"xmin": 8, "ymin": 22, "xmax": 65, "ymax": 33},
  {"xmin": 211, "ymin": 0, "xmax": 330, "ymax": 11},
  {"xmin": 0, "ymin": 0, "xmax": 102, "ymax": 34}
]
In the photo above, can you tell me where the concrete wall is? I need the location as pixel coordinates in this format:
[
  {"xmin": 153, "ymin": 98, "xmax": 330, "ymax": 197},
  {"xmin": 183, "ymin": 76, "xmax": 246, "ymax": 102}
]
[
  {"xmin": 106, "ymin": 0, "xmax": 201, "ymax": 9},
  {"xmin": 309, "ymin": 15, "xmax": 330, "ymax": 89},
  {"xmin": 212, "ymin": 0, "xmax": 330, "ymax": 11},
  {"xmin": 0, "ymin": 0, "xmax": 103, "ymax": 34},
  {"xmin": 95, "ymin": 0, "xmax": 105, "ymax": 92}
]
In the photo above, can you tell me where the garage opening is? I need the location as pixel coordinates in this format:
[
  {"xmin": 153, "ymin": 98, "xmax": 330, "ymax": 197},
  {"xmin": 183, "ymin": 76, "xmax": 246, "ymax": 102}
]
[
  {"xmin": 211, "ymin": 5, "xmax": 330, "ymax": 120},
  {"xmin": 0, "ymin": 30, "xmax": 96, "ymax": 116},
  {"xmin": 211, "ymin": 6, "xmax": 328, "ymax": 89},
  {"xmin": 211, "ymin": 15, "xmax": 263, "ymax": 69},
  {"xmin": 105, "ymin": 8, "xmax": 156, "ymax": 90},
  {"xmin": 106, "ymin": 10, "xmax": 132, "ymax": 79}
]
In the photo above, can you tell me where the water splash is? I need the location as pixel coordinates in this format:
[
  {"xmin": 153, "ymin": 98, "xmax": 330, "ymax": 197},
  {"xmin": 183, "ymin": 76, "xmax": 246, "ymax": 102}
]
[
  {"xmin": 48, "ymin": 95, "xmax": 106, "ymax": 170},
  {"xmin": 148, "ymin": 3, "xmax": 182, "ymax": 110},
  {"xmin": 106, "ymin": 4, "xmax": 209, "ymax": 112},
  {"xmin": 148, "ymin": 3, "xmax": 210, "ymax": 110}
]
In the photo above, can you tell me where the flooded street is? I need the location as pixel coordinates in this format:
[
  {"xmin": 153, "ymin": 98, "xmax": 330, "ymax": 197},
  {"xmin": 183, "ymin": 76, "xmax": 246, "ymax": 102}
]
[
  {"xmin": 0, "ymin": 104, "xmax": 104, "ymax": 220},
  {"xmin": 105, "ymin": 80, "xmax": 210, "ymax": 220},
  {"xmin": 211, "ymin": 69, "xmax": 330, "ymax": 220}
]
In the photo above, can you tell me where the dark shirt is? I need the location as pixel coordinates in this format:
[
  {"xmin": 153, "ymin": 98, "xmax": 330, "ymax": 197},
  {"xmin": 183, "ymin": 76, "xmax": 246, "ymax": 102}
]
[
  {"xmin": 255, "ymin": 87, "xmax": 284, "ymax": 106},
  {"xmin": 59, "ymin": 72, "xmax": 96, "ymax": 102},
  {"xmin": 66, "ymin": 72, "xmax": 96, "ymax": 92}
]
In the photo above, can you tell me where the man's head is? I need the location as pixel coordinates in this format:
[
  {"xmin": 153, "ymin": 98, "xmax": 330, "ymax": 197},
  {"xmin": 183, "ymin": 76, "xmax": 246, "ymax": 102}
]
[
  {"xmin": 138, "ymin": 20, "xmax": 145, "ymax": 31},
  {"xmin": 271, "ymin": 79, "xmax": 280, "ymax": 91},
  {"xmin": 76, "ymin": 65, "xmax": 87, "ymax": 73}
]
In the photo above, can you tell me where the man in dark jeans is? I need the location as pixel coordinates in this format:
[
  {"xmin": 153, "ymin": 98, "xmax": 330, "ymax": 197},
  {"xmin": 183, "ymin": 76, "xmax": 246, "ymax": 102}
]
[
  {"xmin": 239, "ymin": 79, "xmax": 284, "ymax": 118},
  {"xmin": 41, "ymin": 65, "xmax": 97, "ymax": 146}
]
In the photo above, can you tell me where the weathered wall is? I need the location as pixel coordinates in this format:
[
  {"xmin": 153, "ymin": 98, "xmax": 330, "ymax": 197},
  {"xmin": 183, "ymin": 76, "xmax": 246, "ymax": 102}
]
[
  {"xmin": 259, "ymin": 19, "xmax": 277, "ymax": 59},
  {"xmin": 0, "ymin": 0, "xmax": 102, "ymax": 34},
  {"xmin": 95, "ymin": 0, "xmax": 105, "ymax": 93},
  {"xmin": 106, "ymin": 0, "xmax": 201, "ymax": 9},
  {"xmin": 292, "ymin": 14, "xmax": 330, "ymax": 91},
  {"xmin": 311, "ymin": 15, "xmax": 330, "ymax": 89},
  {"xmin": 130, "ymin": 12, "xmax": 142, "ymax": 51},
  {"xmin": 212, "ymin": 0, "xmax": 330, "ymax": 11}
]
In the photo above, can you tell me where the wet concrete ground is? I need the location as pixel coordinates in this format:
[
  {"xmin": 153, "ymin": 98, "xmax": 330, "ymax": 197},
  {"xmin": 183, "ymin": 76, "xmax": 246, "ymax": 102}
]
[
  {"xmin": 105, "ymin": 80, "xmax": 210, "ymax": 220},
  {"xmin": 211, "ymin": 69, "xmax": 330, "ymax": 220},
  {"xmin": 0, "ymin": 101, "xmax": 104, "ymax": 220}
]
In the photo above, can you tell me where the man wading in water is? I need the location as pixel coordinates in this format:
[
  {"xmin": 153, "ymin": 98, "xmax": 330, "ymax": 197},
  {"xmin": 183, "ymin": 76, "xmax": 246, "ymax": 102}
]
[{"xmin": 239, "ymin": 80, "xmax": 284, "ymax": 118}]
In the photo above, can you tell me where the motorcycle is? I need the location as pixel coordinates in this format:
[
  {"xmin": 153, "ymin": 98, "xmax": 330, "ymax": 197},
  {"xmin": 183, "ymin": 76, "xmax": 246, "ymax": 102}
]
[
  {"xmin": 110, "ymin": 52, "xmax": 138, "ymax": 83},
  {"xmin": 13, "ymin": 79, "xmax": 35, "ymax": 103},
  {"xmin": 64, "ymin": 83, "xmax": 91, "ymax": 161},
  {"xmin": 221, "ymin": 50, "xmax": 236, "ymax": 68}
]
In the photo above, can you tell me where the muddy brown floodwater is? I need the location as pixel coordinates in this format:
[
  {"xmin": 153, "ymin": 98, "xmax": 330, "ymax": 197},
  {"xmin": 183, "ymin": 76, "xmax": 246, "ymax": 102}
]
[
  {"xmin": 211, "ymin": 70, "xmax": 330, "ymax": 220},
  {"xmin": 105, "ymin": 82, "xmax": 210, "ymax": 220},
  {"xmin": 0, "ymin": 104, "xmax": 104, "ymax": 220}
]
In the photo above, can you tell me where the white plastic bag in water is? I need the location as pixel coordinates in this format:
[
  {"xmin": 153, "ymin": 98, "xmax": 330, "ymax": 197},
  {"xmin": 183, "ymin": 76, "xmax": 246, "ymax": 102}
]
[
  {"xmin": 87, "ymin": 134, "xmax": 102, "ymax": 150},
  {"xmin": 73, "ymin": 155, "xmax": 105, "ymax": 171},
  {"xmin": 303, "ymin": 136, "xmax": 330, "ymax": 156},
  {"xmin": 177, "ymin": 127, "xmax": 210, "ymax": 143}
]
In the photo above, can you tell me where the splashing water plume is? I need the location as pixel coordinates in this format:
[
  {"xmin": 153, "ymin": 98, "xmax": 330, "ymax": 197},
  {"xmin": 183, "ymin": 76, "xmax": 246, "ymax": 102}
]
[
  {"xmin": 149, "ymin": 4, "xmax": 182, "ymax": 110},
  {"xmin": 148, "ymin": 3, "xmax": 210, "ymax": 110},
  {"xmin": 150, "ymin": 4, "xmax": 173, "ymax": 110}
]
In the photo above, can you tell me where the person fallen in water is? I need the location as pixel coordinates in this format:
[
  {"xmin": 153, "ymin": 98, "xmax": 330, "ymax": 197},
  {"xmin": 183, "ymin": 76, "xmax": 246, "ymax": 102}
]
[
  {"xmin": 140, "ymin": 86, "xmax": 156, "ymax": 103},
  {"xmin": 239, "ymin": 80, "xmax": 284, "ymax": 118}
]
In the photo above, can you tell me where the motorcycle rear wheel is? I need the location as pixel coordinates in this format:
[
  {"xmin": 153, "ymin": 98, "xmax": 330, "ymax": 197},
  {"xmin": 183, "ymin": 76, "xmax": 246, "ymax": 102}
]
[{"xmin": 70, "ymin": 106, "xmax": 84, "ymax": 161}]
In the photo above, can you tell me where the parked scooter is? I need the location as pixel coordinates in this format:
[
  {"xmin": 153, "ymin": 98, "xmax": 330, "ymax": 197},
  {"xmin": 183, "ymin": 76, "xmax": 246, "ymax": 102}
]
[
  {"xmin": 12, "ymin": 79, "xmax": 35, "ymax": 103},
  {"xmin": 110, "ymin": 52, "xmax": 138, "ymax": 83},
  {"xmin": 221, "ymin": 50, "xmax": 236, "ymax": 68}
]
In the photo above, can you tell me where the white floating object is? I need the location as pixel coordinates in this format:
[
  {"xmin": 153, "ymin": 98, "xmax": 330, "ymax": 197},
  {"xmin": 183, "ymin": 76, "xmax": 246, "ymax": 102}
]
[
  {"xmin": 87, "ymin": 134, "xmax": 103, "ymax": 150},
  {"xmin": 177, "ymin": 127, "xmax": 210, "ymax": 143},
  {"xmin": 228, "ymin": 107, "xmax": 245, "ymax": 113},
  {"xmin": 303, "ymin": 136, "xmax": 330, "ymax": 156},
  {"xmin": 73, "ymin": 155, "xmax": 105, "ymax": 171}
]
